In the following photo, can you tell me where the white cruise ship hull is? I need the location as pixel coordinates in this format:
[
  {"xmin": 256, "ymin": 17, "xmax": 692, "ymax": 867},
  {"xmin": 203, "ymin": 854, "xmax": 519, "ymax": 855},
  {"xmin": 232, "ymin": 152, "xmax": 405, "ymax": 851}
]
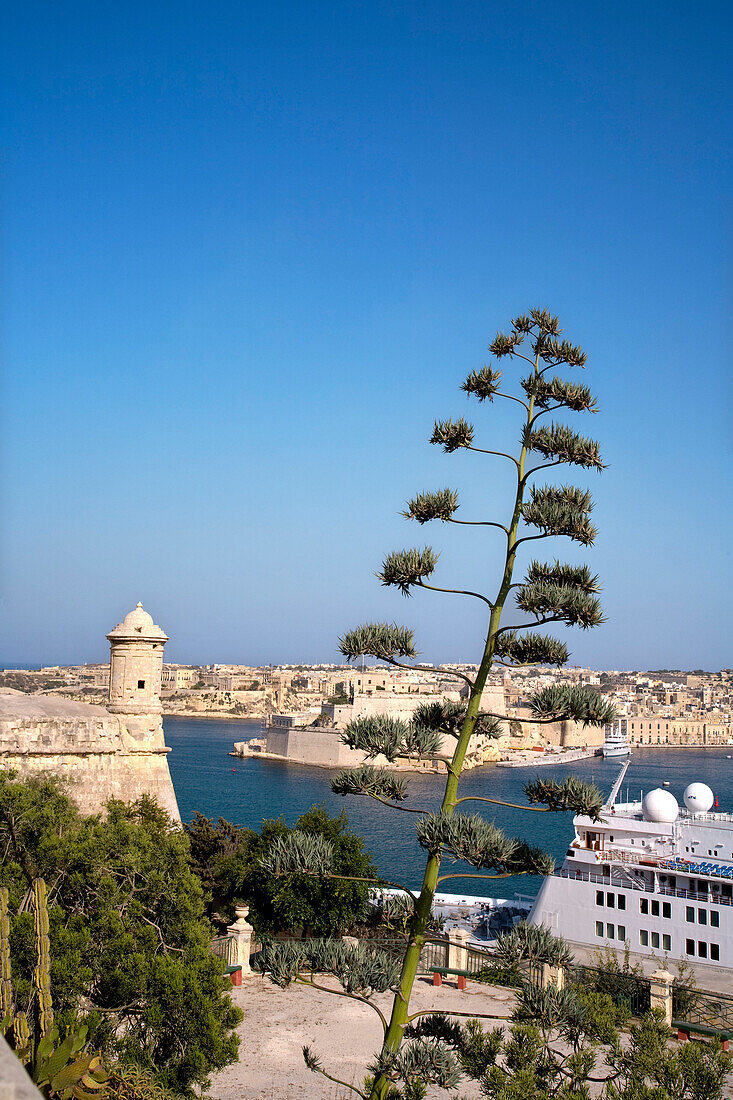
[{"xmin": 529, "ymin": 773, "xmax": 733, "ymax": 970}]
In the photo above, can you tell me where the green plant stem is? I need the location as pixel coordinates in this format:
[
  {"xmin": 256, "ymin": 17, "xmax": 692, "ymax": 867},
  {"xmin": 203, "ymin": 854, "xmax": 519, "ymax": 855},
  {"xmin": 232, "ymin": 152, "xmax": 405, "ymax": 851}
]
[
  {"xmin": 406, "ymin": 1008, "xmax": 512, "ymax": 1024},
  {"xmin": 436, "ymin": 871, "xmax": 531, "ymax": 884},
  {"xmin": 367, "ymin": 347, "xmax": 541, "ymax": 1100},
  {"xmin": 454, "ymin": 796, "xmax": 550, "ymax": 811}
]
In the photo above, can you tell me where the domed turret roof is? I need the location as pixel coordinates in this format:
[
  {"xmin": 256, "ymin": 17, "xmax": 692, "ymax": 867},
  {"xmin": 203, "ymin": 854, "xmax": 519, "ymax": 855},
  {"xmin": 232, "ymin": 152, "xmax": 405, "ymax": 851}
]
[{"xmin": 106, "ymin": 602, "xmax": 168, "ymax": 642}]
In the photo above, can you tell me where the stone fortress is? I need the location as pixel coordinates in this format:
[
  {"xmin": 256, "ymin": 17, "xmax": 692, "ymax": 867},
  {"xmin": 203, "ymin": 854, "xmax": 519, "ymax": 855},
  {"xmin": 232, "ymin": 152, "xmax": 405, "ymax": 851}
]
[{"xmin": 0, "ymin": 604, "xmax": 180, "ymax": 820}]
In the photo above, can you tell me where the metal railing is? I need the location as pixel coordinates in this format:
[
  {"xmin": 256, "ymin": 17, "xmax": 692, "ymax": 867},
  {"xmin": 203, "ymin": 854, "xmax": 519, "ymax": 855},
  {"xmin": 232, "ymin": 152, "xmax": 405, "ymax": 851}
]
[
  {"xmin": 674, "ymin": 985, "xmax": 733, "ymax": 1030},
  {"xmin": 210, "ymin": 934, "xmax": 237, "ymax": 966},
  {"xmin": 567, "ymin": 962, "xmax": 651, "ymax": 1016},
  {"xmin": 558, "ymin": 868, "xmax": 733, "ymax": 905},
  {"xmin": 658, "ymin": 885, "xmax": 733, "ymax": 905},
  {"xmin": 557, "ymin": 869, "xmax": 646, "ymax": 890}
]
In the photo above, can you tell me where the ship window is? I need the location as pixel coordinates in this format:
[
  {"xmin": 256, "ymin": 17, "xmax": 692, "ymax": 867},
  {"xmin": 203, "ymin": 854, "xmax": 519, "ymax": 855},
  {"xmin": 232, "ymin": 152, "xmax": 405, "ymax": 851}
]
[
  {"xmin": 686, "ymin": 907, "xmax": 695, "ymax": 922},
  {"xmin": 663, "ymin": 934, "xmax": 671, "ymax": 951},
  {"xmin": 651, "ymin": 901, "xmax": 660, "ymax": 916},
  {"xmin": 711, "ymin": 911, "xmax": 719, "ymax": 928},
  {"xmin": 137, "ymin": 680, "xmax": 145, "ymax": 689},
  {"xmin": 698, "ymin": 909, "xmax": 707, "ymax": 925},
  {"xmin": 698, "ymin": 942, "xmax": 707, "ymax": 958},
  {"xmin": 640, "ymin": 930, "xmax": 649, "ymax": 947},
  {"xmin": 640, "ymin": 899, "xmax": 649, "ymax": 915},
  {"xmin": 618, "ymin": 894, "xmax": 626, "ymax": 910},
  {"xmin": 617, "ymin": 925, "xmax": 626, "ymax": 941},
  {"xmin": 663, "ymin": 902, "xmax": 671, "ymax": 918},
  {"xmin": 686, "ymin": 938, "xmax": 695, "ymax": 955},
  {"xmin": 606, "ymin": 893, "xmax": 615, "ymax": 908},
  {"xmin": 607, "ymin": 923, "xmax": 614, "ymax": 939},
  {"xmin": 595, "ymin": 921, "xmax": 604, "ymax": 937},
  {"xmin": 651, "ymin": 932, "xmax": 660, "ymax": 949},
  {"xmin": 711, "ymin": 943, "xmax": 720, "ymax": 961},
  {"xmin": 596, "ymin": 891, "xmax": 604, "ymax": 906}
]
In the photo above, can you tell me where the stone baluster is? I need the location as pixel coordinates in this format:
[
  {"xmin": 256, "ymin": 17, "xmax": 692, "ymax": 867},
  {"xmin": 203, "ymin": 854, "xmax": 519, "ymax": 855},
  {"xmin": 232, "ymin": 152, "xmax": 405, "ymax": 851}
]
[
  {"xmin": 649, "ymin": 968, "xmax": 674, "ymax": 1027},
  {"xmin": 227, "ymin": 904, "xmax": 254, "ymax": 976},
  {"xmin": 447, "ymin": 927, "xmax": 471, "ymax": 972}
]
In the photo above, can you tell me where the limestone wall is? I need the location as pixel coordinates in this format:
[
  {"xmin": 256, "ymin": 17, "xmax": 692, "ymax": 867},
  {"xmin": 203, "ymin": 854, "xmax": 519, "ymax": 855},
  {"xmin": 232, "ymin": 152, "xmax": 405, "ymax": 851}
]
[
  {"xmin": 266, "ymin": 725, "xmax": 371, "ymax": 767},
  {"xmin": 0, "ymin": 694, "xmax": 180, "ymax": 821}
]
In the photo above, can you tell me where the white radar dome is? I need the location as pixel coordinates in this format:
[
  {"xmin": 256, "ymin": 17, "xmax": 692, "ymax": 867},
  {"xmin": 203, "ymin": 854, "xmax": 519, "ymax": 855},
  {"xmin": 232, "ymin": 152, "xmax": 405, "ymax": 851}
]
[
  {"xmin": 642, "ymin": 788, "xmax": 679, "ymax": 823},
  {"xmin": 684, "ymin": 783, "xmax": 714, "ymax": 814}
]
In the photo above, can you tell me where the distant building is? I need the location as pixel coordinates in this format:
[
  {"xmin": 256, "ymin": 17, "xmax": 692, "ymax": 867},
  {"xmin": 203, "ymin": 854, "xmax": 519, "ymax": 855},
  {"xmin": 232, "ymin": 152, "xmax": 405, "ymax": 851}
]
[{"xmin": 161, "ymin": 665, "xmax": 198, "ymax": 691}]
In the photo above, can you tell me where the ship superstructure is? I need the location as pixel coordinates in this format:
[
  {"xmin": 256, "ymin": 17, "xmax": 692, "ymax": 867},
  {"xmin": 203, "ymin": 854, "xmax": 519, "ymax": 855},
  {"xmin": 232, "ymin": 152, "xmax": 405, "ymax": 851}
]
[
  {"xmin": 529, "ymin": 763, "xmax": 732, "ymax": 968},
  {"xmin": 603, "ymin": 719, "xmax": 630, "ymax": 758}
]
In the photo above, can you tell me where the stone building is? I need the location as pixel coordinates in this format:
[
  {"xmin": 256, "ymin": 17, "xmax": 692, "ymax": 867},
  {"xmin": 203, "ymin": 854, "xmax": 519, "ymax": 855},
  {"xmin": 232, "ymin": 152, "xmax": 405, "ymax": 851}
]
[{"xmin": 0, "ymin": 604, "xmax": 180, "ymax": 820}]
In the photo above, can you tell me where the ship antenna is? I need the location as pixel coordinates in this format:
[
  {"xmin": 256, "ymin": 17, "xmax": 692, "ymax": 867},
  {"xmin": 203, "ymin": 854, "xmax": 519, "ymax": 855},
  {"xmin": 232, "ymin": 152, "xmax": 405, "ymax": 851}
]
[{"xmin": 605, "ymin": 758, "xmax": 632, "ymax": 809}]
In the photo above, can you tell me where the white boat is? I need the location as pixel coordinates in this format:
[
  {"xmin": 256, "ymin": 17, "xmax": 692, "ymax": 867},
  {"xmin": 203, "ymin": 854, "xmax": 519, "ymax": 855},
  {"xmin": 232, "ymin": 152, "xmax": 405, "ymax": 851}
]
[
  {"xmin": 603, "ymin": 719, "xmax": 630, "ymax": 758},
  {"xmin": 529, "ymin": 761, "xmax": 732, "ymax": 968}
]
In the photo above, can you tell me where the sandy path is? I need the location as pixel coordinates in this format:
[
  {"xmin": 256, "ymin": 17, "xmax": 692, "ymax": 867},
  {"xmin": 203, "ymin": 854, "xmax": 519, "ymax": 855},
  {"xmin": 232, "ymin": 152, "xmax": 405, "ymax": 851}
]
[{"xmin": 210, "ymin": 974, "xmax": 516, "ymax": 1099}]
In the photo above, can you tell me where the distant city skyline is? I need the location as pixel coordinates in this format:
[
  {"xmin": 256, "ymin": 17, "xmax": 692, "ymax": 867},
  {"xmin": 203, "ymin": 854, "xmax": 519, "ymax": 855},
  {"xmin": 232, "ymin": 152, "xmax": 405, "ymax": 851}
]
[{"xmin": 1, "ymin": 2, "xmax": 731, "ymax": 670}]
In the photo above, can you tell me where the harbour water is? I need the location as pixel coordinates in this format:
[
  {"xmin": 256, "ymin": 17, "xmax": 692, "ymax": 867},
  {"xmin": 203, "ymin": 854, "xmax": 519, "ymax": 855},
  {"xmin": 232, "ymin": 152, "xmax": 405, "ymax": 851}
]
[{"xmin": 165, "ymin": 717, "xmax": 733, "ymax": 896}]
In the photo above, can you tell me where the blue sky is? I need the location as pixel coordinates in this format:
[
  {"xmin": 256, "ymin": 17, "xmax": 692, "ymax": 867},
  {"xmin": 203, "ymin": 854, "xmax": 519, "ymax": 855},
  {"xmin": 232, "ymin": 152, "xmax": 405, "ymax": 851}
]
[{"xmin": 1, "ymin": 1, "xmax": 731, "ymax": 670}]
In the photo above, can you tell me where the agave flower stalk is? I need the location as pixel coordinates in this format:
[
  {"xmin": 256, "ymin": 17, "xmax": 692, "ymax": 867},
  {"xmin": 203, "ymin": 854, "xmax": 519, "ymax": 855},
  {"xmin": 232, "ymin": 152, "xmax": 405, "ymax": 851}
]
[{"xmin": 342, "ymin": 310, "xmax": 615, "ymax": 1099}]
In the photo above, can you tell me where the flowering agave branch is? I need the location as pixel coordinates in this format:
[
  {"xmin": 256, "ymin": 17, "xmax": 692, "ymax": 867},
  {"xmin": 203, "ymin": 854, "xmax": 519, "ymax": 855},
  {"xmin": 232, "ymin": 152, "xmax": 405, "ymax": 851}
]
[{"xmin": 260, "ymin": 310, "xmax": 615, "ymax": 1100}]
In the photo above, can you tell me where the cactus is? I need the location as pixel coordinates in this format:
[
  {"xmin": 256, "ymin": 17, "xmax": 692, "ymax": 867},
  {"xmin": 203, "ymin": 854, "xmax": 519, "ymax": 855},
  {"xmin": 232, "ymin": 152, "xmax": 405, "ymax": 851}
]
[
  {"xmin": 1, "ymin": 886, "xmax": 12, "ymax": 1026},
  {"xmin": 0, "ymin": 878, "xmax": 108, "ymax": 1098},
  {"xmin": 33, "ymin": 1025, "xmax": 108, "ymax": 1099},
  {"xmin": 33, "ymin": 878, "xmax": 54, "ymax": 1038}
]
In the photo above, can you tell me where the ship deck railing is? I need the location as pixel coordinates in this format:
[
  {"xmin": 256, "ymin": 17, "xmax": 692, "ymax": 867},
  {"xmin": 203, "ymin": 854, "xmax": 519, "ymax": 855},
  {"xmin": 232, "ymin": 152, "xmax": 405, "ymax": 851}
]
[{"xmin": 557, "ymin": 869, "xmax": 733, "ymax": 904}]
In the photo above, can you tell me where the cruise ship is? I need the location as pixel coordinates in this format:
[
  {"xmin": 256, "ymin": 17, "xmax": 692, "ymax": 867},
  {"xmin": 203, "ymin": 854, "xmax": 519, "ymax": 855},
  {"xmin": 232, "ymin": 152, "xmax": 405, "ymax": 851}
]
[{"xmin": 529, "ymin": 762, "xmax": 731, "ymax": 968}]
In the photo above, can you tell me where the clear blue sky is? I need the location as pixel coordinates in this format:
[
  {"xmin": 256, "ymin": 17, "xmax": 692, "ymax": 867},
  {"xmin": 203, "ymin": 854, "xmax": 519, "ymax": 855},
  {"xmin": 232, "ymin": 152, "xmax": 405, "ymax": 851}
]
[{"xmin": 1, "ymin": 1, "xmax": 731, "ymax": 670}]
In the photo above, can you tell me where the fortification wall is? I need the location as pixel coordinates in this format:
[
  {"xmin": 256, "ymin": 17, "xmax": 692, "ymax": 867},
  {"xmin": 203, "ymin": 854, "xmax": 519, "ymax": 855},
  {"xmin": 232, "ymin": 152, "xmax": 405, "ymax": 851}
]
[
  {"xmin": 267, "ymin": 726, "xmax": 370, "ymax": 767},
  {"xmin": 0, "ymin": 695, "xmax": 180, "ymax": 820}
]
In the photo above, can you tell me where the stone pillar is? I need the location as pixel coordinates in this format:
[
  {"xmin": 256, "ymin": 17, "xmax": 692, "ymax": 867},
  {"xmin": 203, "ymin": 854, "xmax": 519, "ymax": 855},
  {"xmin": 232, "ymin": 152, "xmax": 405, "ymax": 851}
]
[
  {"xmin": 650, "ymin": 968, "xmax": 674, "ymax": 1026},
  {"xmin": 227, "ymin": 904, "xmax": 254, "ymax": 975},
  {"xmin": 447, "ymin": 928, "xmax": 471, "ymax": 972},
  {"xmin": 541, "ymin": 963, "xmax": 566, "ymax": 990}
]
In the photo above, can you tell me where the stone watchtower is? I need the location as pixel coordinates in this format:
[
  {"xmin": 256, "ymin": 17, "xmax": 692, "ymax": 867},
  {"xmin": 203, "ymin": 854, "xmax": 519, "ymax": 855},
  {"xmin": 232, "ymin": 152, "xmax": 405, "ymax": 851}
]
[
  {"xmin": 106, "ymin": 603, "xmax": 171, "ymax": 756},
  {"xmin": 107, "ymin": 602, "xmax": 168, "ymax": 716}
]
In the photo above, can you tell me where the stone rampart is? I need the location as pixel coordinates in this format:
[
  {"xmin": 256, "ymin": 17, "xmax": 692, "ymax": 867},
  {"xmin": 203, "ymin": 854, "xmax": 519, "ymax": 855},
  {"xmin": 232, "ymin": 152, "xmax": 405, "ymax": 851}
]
[
  {"xmin": 0, "ymin": 694, "xmax": 180, "ymax": 820},
  {"xmin": 268, "ymin": 726, "xmax": 370, "ymax": 767}
]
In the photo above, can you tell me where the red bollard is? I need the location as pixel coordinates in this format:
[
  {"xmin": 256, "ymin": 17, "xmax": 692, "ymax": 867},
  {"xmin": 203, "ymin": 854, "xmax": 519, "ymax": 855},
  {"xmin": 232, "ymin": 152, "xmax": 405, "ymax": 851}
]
[
  {"xmin": 432, "ymin": 972, "xmax": 442, "ymax": 986},
  {"xmin": 457, "ymin": 975, "xmax": 467, "ymax": 991},
  {"xmin": 230, "ymin": 968, "xmax": 242, "ymax": 987}
]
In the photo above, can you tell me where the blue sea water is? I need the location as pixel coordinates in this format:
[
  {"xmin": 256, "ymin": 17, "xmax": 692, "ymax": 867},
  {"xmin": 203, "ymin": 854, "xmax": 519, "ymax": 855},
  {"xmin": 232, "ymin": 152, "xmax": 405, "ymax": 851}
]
[{"xmin": 165, "ymin": 717, "xmax": 733, "ymax": 896}]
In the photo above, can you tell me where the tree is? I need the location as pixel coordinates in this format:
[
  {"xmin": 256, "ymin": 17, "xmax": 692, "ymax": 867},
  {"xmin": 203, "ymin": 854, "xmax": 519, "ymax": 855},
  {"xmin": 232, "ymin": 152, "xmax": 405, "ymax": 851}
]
[
  {"xmin": 0, "ymin": 773, "xmax": 241, "ymax": 1096},
  {"xmin": 186, "ymin": 804, "xmax": 378, "ymax": 935},
  {"xmin": 256, "ymin": 309, "xmax": 620, "ymax": 1098}
]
